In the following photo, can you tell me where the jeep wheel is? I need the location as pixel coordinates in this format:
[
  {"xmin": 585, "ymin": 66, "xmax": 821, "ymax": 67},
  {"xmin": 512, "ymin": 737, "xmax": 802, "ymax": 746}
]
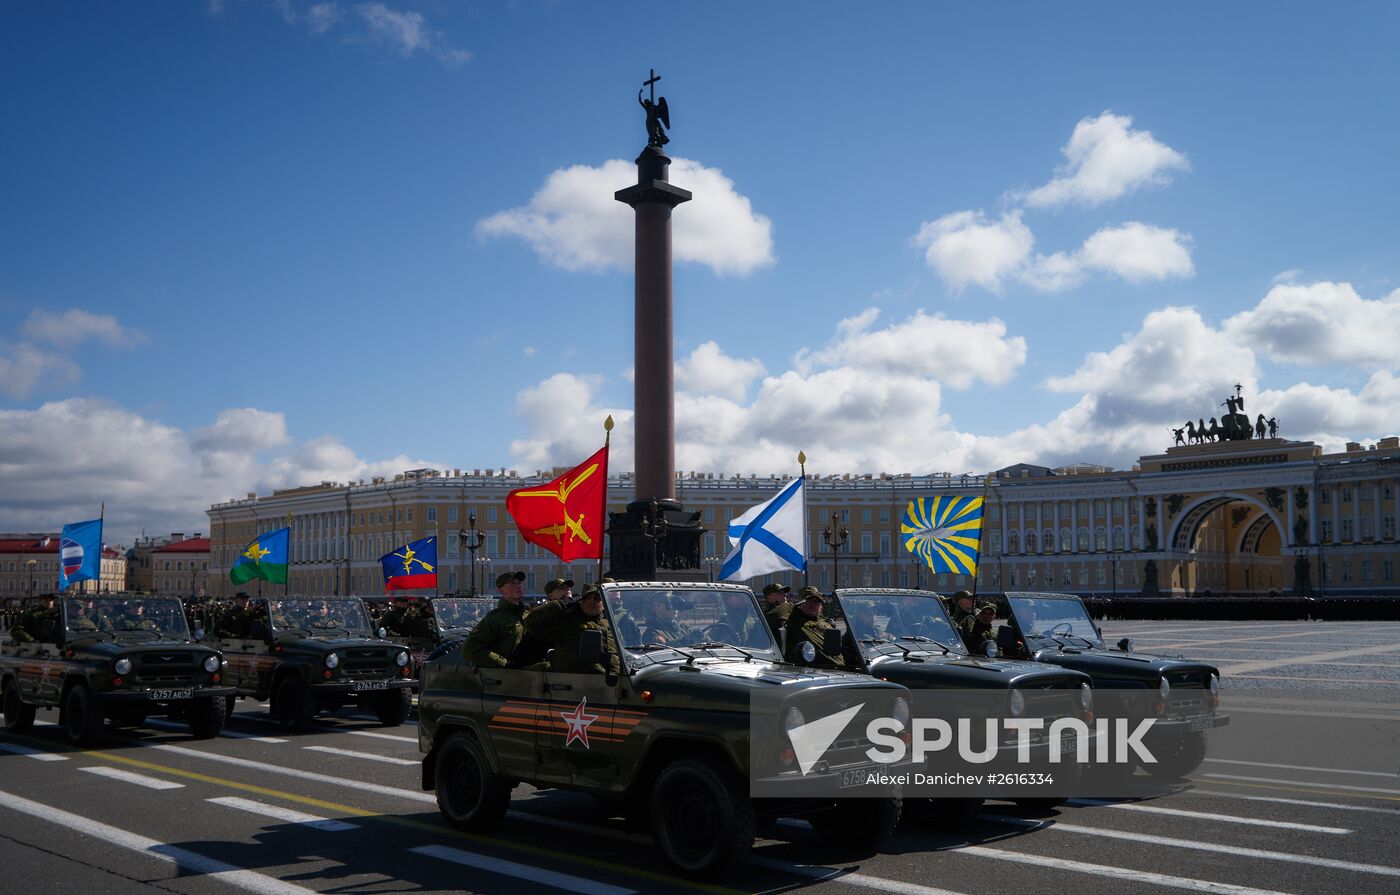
[
  {"xmin": 273, "ymin": 676, "xmax": 316, "ymax": 731},
  {"xmin": 373, "ymin": 689, "xmax": 411, "ymax": 726},
  {"xmin": 2, "ymin": 679, "xmax": 35, "ymax": 732},
  {"xmin": 188, "ymin": 696, "xmax": 226, "ymax": 739},
  {"xmin": 435, "ymin": 734, "xmax": 511, "ymax": 831},
  {"xmin": 1144, "ymin": 730, "xmax": 1208, "ymax": 781},
  {"xmin": 809, "ymin": 797, "xmax": 902, "ymax": 847},
  {"xmin": 907, "ymin": 797, "xmax": 983, "ymax": 830},
  {"xmin": 224, "ymin": 695, "xmax": 237, "ymax": 719},
  {"xmin": 63, "ymin": 684, "xmax": 105, "ymax": 746},
  {"xmin": 650, "ymin": 757, "xmax": 754, "ymax": 878}
]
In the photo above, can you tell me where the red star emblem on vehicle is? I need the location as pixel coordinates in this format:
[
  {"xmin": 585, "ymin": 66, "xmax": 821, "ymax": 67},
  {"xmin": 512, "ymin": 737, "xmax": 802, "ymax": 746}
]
[{"xmin": 559, "ymin": 697, "xmax": 598, "ymax": 749}]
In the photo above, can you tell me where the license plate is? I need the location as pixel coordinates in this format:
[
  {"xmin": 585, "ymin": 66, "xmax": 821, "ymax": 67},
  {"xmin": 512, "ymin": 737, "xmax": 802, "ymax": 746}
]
[
  {"xmin": 353, "ymin": 680, "xmax": 389, "ymax": 691},
  {"xmin": 149, "ymin": 688, "xmax": 193, "ymax": 701},
  {"xmin": 840, "ymin": 768, "xmax": 870, "ymax": 788},
  {"xmin": 1188, "ymin": 716, "xmax": 1214, "ymax": 731}
]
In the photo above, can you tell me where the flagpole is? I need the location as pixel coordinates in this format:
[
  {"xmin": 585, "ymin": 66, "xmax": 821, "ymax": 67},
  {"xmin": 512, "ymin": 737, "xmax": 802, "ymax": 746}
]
[
  {"xmin": 798, "ymin": 451, "xmax": 809, "ymax": 590},
  {"xmin": 434, "ymin": 526, "xmax": 440, "ymax": 598},
  {"xmin": 285, "ymin": 511, "xmax": 292, "ymax": 597},
  {"xmin": 972, "ymin": 472, "xmax": 992, "ymax": 598},
  {"xmin": 598, "ymin": 416, "xmax": 613, "ymax": 585}
]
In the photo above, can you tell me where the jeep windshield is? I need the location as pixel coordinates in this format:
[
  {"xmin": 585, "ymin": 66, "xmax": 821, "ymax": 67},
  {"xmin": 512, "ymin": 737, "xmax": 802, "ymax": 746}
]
[
  {"xmin": 836, "ymin": 590, "xmax": 966, "ymax": 658},
  {"xmin": 267, "ymin": 598, "xmax": 372, "ymax": 637},
  {"xmin": 62, "ymin": 596, "xmax": 191, "ymax": 640},
  {"xmin": 432, "ymin": 598, "xmax": 492, "ymax": 632},
  {"xmin": 605, "ymin": 586, "xmax": 781, "ymax": 663},
  {"xmin": 1005, "ymin": 593, "xmax": 1104, "ymax": 650}
]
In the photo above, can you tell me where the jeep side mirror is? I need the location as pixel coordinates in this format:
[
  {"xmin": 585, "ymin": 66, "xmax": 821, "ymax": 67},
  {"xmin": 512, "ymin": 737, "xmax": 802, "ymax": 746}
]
[
  {"xmin": 249, "ymin": 620, "xmax": 269, "ymax": 641},
  {"xmin": 39, "ymin": 618, "xmax": 56, "ymax": 642},
  {"xmin": 983, "ymin": 641, "xmax": 998, "ymax": 658},
  {"xmin": 777, "ymin": 628, "xmax": 787, "ymax": 656},
  {"xmin": 378, "ymin": 627, "xmax": 388, "ymax": 639},
  {"xmin": 822, "ymin": 629, "xmax": 842, "ymax": 657},
  {"xmin": 578, "ymin": 629, "xmax": 603, "ymax": 667},
  {"xmin": 1117, "ymin": 637, "xmax": 1134, "ymax": 654},
  {"xmin": 193, "ymin": 627, "xmax": 205, "ymax": 642}
]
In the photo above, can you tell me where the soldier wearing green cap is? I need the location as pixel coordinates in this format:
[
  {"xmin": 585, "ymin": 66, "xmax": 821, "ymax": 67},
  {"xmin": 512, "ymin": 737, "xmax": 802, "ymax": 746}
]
[
  {"xmin": 761, "ymin": 583, "xmax": 792, "ymax": 640},
  {"xmin": 462, "ymin": 571, "xmax": 527, "ymax": 668},
  {"xmin": 948, "ymin": 590, "xmax": 977, "ymax": 641},
  {"xmin": 784, "ymin": 586, "xmax": 845, "ymax": 669},
  {"xmin": 521, "ymin": 584, "xmax": 620, "ymax": 675},
  {"xmin": 965, "ymin": 602, "xmax": 998, "ymax": 653}
]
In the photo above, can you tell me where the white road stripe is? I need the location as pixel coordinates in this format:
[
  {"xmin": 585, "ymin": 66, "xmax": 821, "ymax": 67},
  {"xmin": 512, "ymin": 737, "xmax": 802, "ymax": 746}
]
[
  {"xmin": 0, "ymin": 742, "xmax": 67, "ymax": 761},
  {"xmin": 348, "ymin": 729, "xmax": 418, "ymax": 743},
  {"xmin": 144, "ymin": 717, "xmax": 288, "ymax": 743},
  {"xmin": 79, "ymin": 766, "xmax": 184, "ymax": 790},
  {"xmin": 151, "ymin": 743, "xmax": 435, "ymax": 803},
  {"xmin": 749, "ymin": 857, "xmax": 967, "ymax": 894},
  {"xmin": 1203, "ymin": 757, "xmax": 1398, "ymax": 779},
  {"xmin": 0, "ymin": 789, "xmax": 319, "ymax": 895},
  {"xmin": 208, "ymin": 796, "xmax": 358, "ymax": 831},
  {"xmin": 1220, "ymin": 706, "xmax": 1400, "ymax": 721},
  {"xmin": 1202, "ymin": 773, "xmax": 1400, "ymax": 796},
  {"xmin": 1068, "ymin": 799, "xmax": 1351, "ymax": 833},
  {"xmin": 303, "ymin": 745, "xmax": 418, "ymax": 765},
  {"xmin": 984, "ymin": 814, "xmax": 1400, "ymax": 877},
  {"xmin": 411, "ymin": 844, "xmax": 635, "ymax": 895},
  {"xmin": 1190, "ymin": 789, "xmax": 1400, "ymax": 816},
  {"xmin": 955, "ymin": 845, "xmax": 1294, "ymax": 895}
]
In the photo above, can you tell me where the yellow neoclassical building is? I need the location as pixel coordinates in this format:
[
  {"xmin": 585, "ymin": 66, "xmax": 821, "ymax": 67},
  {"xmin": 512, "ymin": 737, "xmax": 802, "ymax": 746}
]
[{"xmin": 204, "ymin": 436, "xmax": 1400, "ymax": 601}]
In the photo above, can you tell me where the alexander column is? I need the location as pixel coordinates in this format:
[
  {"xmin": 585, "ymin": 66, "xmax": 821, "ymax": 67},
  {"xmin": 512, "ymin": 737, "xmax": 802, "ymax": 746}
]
[{"xmin": 608, "ymin": 69, "xmax": 704, "ymax": 579}]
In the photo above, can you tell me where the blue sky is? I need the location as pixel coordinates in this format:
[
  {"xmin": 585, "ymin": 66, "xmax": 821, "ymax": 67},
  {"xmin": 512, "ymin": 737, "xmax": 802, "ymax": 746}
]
[{"xmin": 2, "ymin": 1, "xmax": 1398, "ymax": 541}]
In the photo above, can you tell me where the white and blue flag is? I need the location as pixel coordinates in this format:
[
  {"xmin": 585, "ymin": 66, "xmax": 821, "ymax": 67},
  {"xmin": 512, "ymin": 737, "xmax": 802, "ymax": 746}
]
[
  {"xmin": 720, "ymin": 476, "xmax": 808, "ymax": 581},
  {"xmin": 58, "ymin": 518, "xmax": 103, "ymax": 590}
]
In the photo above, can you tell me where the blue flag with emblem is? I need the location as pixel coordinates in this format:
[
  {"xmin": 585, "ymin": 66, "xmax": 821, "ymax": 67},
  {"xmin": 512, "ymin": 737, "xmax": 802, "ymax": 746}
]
[
  {"xmin": 380, "ymin": 536, "xmax": 438, "ymax": 592},
  {"xmin": 58, "ymin": 518, "xmax": 103, "ymax": 589},
  {"xmin": 902, "ymin": 496, "xmax": 983, "ymax": 576},
  {"xmin": 721, "ymin": 476, "xmax": 807, "ymax": 581}
]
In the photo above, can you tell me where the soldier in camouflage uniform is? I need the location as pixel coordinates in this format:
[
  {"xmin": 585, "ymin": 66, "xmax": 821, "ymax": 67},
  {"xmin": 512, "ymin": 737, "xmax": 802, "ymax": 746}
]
[
  {"xmin": 947, "ymin": 590, "xmax": 976, "ymax": 642},
  {"xmin": 462, "ymin": 571, "xmax": 527, "ymax": 668},
  {"xmin": 962, "ymin": 602, "xmax": 998, "ymax": 654},
  {"xmin": 720, "ymin": 591, "xmax": 761, "ymax": 646},
  {"xmin": 640, "ymin": 593, "xmax": 693, "ymax": 646},
  {"xmin": 784, "ymin": 587, "xmax": 845, "ymax": 669},
  {"xmin": 521, "ymin": 584, "xmax": 620, "ymax": 675},
  {"xmin": 607, "ymin": 589, "xmax": 642, "ymax": 649},
  {"xmin": 761, "ymin": 583, "xmax": 792, "ymax": 640}
]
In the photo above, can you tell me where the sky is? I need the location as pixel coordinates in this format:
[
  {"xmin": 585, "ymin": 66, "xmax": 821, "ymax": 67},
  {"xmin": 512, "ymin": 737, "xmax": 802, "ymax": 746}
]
[{"xmin": 2, "ymin": 1, "xmax": 1399, "ymax": 544}]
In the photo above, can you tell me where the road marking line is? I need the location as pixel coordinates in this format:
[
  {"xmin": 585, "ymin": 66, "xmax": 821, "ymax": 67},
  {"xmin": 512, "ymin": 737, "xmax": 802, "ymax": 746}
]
[
  {"xmin": 208, "ymin": 796, "xmax": 358, "ymax": 831},
  {"xmin": 749, "ymin": 857, "xmax": 967, "ymax": 894},
  {"xmin": 0, "ymin": 788, "xmax": 319, "ymax": 895},
  {"xmin": 79, "ymin": 766, "xmax": 184, "ymax": 790},
  {"xmin": 1146, "ymin": 631, "xmax": 1323, "ymax": 650},
  {"xmin": 1202, "ymin": 773, "xmax": 1400, "ymax": 796},
  {"xmin": 303, "ymin": 745, "xmax": 419, "ymax": 765},
  {"xmin": 954, "ymin": 845, "xmax": 1294, "ymax": 895},
  {"xmin": 1190, "ymin": 789, "xmax": 1400, "ymax": 816},
  {"xmin": 984, "ymin": 814, "xmax": 1400, "ymax": 877},
  {"xmin": 144, "ymin": 717, "xmax": 289, "ymax": 742},
  {"xmin": 1204, "ymin": 757, "xmax": 1398, "ymax": 778},
  {"xmin": 348, "ymin": 729, "xmax": 418, "ymax": 743},
  {"xmin": 411, "ymin": 844, "xmax": 635, "ymax": 895},
  {"xmin": 1220, "ymin": 706, "xmax": 1400, "ymax": 722},
  {"xmin": 1219, "ymin": 642, "xmax": 1400, "ymax": 675},
  {"xmin": 151, "ymin": 743, "xmax": 436, "ymax": 801},
  {"xmin": 0, "ymin": 742, "xmax": 67, "ymax": 761},
  {"xmin": 1068, "ymin": 799, "xmax": 1351, "ymax": 833}
]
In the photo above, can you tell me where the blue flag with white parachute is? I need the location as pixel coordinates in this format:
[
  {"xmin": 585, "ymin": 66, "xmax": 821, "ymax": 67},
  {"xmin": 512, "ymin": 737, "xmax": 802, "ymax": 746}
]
[
  {"xmin": 720, "ymin": 476, "xmax": 808, "ymax": 581},
  {"xmin": 58, "ymin": 518, "xmax": 103, "ymax": 589},
  {"xmin": 902, "ymin": 496, "xmax": 983, "ymax": 576}
]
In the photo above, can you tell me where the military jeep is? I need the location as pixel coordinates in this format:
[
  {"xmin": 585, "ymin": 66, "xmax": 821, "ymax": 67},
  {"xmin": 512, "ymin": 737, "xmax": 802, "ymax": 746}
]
[
  {"xmin": 997, "ymin": 591, "xmax": 1228, "ymax": 779},
  {"xmin": 0, "ymin": 595, "xmax": 234, "ymax": 744},
  {"xmin": 418, "ymin": 581, "xmax": 912, "ymax": 878},
  {"xmin": 366, "ymin": 595, "xmax": 494, "ymax": 678},
  {"xmin": 824, "ymin": 588, "xmax": 1095, "ymax": 817},
  {"xmin": 211, "ymin": 596, "xmax": 416, "ymax": 730}
]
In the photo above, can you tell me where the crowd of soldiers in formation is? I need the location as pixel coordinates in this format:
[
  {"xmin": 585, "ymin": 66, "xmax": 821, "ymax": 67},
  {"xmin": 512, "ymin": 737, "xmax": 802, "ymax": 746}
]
[{"xmin": 1, "ymin": 597, "xmax": 177, "ymax": 644}]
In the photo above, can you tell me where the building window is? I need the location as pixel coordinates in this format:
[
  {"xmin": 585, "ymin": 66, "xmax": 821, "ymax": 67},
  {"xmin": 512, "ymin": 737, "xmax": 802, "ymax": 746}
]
[
  {"xmin": 527, "ymin": 573, "xmax": 536, "ymax": 591},
  {"xmin": 879, "ymin": 532, "xmax": 891, "ymax": 557},
  {"xmin": 1342, "ymin": 519, "xmax": 1353, "ymax": 541},
  {"xmin": 1342, "ymin": 487, "xmax": 1352, "ymax": 503},
  {"xmin": 880, "ymin": 507, "xmax": 891, "ymax": 523},
  {"xmin": 1384, "ymin": 561, "xmax": 1393, "ymax": 582},
  {"xmin": 1322, "ymin": 561, "xmax": 1331, "ymax": 583},
  {"xmin": 486, "ymin": 507, "xmax": 497, "ymax": 523},
  {"xmin": 426, "ymin": 507, "xmax": 437, "ymax": 522},
  {"xmin": 989, "ymin": 532, "xmax": 1001, "ymax": 554},
  {"xmin": 1322, "ymin": 519, "xmax": 1333, "ymax": 542},
  {"xmin": 506, "ymin": 534, "xmax": 517, "ymax": 556},
  {"xmin": 861, "ymin": 531, "xmax": 873, "ymax": 553},
  {"xmin": 1095, "ymin": 527, "xmax": 1107, "ymax": 551},
  {"xmin": 1363, "ymin": 561, "xmax": 1373, "ymax": 582},
  {"xmin": 1026, "ymin": 531, "xmax": 1038, "ymax": 553},
  {"xmin": 705, "ymin": 507, "xmax": 714, "ymax": 523},
  {"xmin": 880, "ymin": 570, "xmax": 890, "ymax": 586},
  {"xmin": 840, "ymin": 509, "xmax": 850, "ymax": 523},
  {"xmin": 448, "ymin": 507, "xmax": 458, "ymax": 523},
  {"xmin": 862, "ymin": 509, "xmax": 872, "ymax": 523}
]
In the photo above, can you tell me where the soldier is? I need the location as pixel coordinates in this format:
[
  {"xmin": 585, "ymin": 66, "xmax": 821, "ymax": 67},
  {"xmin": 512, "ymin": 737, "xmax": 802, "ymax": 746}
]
[
  {"xmin": 462, "ymin": 571, "xmax": 527, "ymax": 668},
  {"xmin": 640, "ymin": 593, "xmax": 693, "ymax": 646},
  {"xmin": 607, "ymin": 589, "xmax": 643, "ymax": 649},
  {"xmin": 784, "ymin": 587, "xmax": 845, "ymax": 669},
  {"xmin": 948, "ymin": 590, "xmax": 976, "ymax": 640},
  {"xmin": 846, "ymin": 600, "xmax": 885, "ymax": 640},
  {"xmin": 720, "ymin": 591, "xmax": 760, "ymax": 646},
  {"xmin": 66, "ymin": 600, "xmax": 99, "ymax": 632},
  {"xmin": 965, "ymin": 602, "xmax": 998, "ymax": 654},
  {"xmin": 217, "ymin": 595, "xmax": 251, "ymax": 638},
  {"xmin": 542, "ymin": 578, "xmax": 574, "ymax": 603},
  {"xmin": 521, "ymin": 584, "xmax": 621, "ymax": 676},
  {"xmin": 760, "ymin": 583, "xmax": 792, "ymax": 640}
]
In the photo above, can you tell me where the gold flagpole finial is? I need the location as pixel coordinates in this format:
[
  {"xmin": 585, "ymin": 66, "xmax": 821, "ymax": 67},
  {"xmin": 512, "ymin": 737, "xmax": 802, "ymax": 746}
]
[
  {"xmin": 797, "ymin": 451, "xmax": 806, "ymax": 477},
  {"xmin": 604, "ymin": 415, "xmax": 614, "ymax": 432}
]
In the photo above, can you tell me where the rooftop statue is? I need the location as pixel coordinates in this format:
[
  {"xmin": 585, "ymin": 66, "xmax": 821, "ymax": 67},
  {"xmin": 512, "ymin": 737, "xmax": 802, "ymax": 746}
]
[{"xmin": 639, "ymin": 68, "xmax": 671, "ymax": 147}]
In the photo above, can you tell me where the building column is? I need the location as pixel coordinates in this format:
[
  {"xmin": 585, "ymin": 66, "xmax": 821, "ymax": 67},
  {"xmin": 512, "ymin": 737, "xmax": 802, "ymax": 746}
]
[
  {"xmin": 1308, "ymin": 484, "xmax": 1318, "ymax": 546},
  {"xmin": 1374, "ymin": 478, "xmax": 1382, "ymax": 540},
  {"xmin": 1053, "ymin": 500, "xmax": 1061, "ymax": 552},
  {"xmin": 1136, "ymin": 496, "xmax": 1146, "ymax": 552},
  {"xmin": 1089, "ymin": 499, "xmax": 1097, "ymax": 553},
  {"xmin": 1001, "ymin": 498, "xmax": 1009, "ymax": 556},
  {"xmin": 1286, "ymin": 486, "xmax": 1296, "ymax": 548},
  {"xmin": 1156, "ymin": 497, "xmax": 1166, "ymax": 554},
  {"xmin": 1070, "ymin": 501, "xmax": 1079, "ymax": 552},
  {"xmin": 1352, "ymin": 480, "xmax": 1361, "ymax": 543},
  {"xmin": 1332, "ymin": 488, "xmax": 1340, "ymax": 544}
]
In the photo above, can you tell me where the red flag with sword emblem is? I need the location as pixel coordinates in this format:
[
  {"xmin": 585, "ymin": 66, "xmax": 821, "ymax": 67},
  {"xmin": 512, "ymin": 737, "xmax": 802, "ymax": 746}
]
[{"xmin": 506, "ymin": 444, "xmax": 609, "ymax": 562}]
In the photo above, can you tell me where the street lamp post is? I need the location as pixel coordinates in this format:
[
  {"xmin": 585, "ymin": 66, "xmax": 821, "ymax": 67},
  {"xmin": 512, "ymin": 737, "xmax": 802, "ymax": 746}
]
[
  {"xmin": 26, "ymin": 559, "xmax": 37, "ymax": 597},
  {"xmin": 475, "ymin": 556, "xmax": 492, "ymax": 595},
  {"xmin": 704, "ymin": 552, "xmax": 722, "ymax": 582},
  {"xmin": 332, "ymin": 559, "xmax": 345, "ymax": 596},
  {"xmin": 822, "ymin": 512, "xmax": 849, "ymax": 594},
  {"xmin": 460, "ymin": 513, "xmax": 486, "ymax": 596}
]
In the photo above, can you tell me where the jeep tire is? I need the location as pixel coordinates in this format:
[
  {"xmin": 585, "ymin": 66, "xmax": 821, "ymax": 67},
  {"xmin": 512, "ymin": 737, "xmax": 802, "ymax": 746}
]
[
  {"xmin": 374, "ymin": 689, "xmax": 411, "ymax": 726},
  {"xmin": 435, "ymin": 734, "xmax": 511, "ymax": 831},
  {"xmin": 2, "ymin": 679, "xmax": 35, "ymax": 732},
  {"xmin": 224, "ymin": 694, "xmax": 237, "ymax": 719},
  {"xmin": 188, "ymin": 695, "xmax": 226, "ymax": 739},
  {"xmin": 1144, "ymin": 730, "xmax": 1208, "ymax": 780},
  {"xmin": 64, "ymin": 684, "xmax": 104, "ymax": 746},
  {"xmin": 650, "ymin": 757, "xmax": 754, "ymax": 878},
  {"xmin": 809, "ymin": 797, "xmax": 902, "ymax": 847},
  {"xmin": 273, "ymin": 676, "xmax": 316, "ymax": 731}
]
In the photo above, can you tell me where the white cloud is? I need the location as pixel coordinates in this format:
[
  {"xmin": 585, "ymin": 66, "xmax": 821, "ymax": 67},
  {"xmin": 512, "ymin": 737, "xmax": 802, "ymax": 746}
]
[
  {"xmin": 913, "ymin": 210, "xmax": 1034, "ymax": 294},
  {"xmin": 356, "ymin": 3, "xmax": 471, "ymax": 64},
  {"xmin": 1223, "ymin": 282, "xmax": 1400, "ymax": 367},
  {"xmin": 0, "ymin": 343, "xmax": 81, "ymax": 399},
  {"xmin": 306, "ymin": 2, "xmax": 341, "ymax": 33},
  {"xmin": 477, "ymin": 157, "xmax": 774, "ymax": 276},
  {"xmin": 22, "ymin": 308, "xmax": 146, "ymax": 350},
  {"xmin": 1022, "ymin": 112, "xmax": 1189, "ymax": 208},
  {"xmin": 1077, "ymin": 222, "xmax": 1194, "ymax": 282},
  {"xmin": 675, "ymin": 342, "xmax": 765, "ymax": 402},
  {"xmin": 1271, "ymin": 268, "xmax": 1305, "ymax": 285}
]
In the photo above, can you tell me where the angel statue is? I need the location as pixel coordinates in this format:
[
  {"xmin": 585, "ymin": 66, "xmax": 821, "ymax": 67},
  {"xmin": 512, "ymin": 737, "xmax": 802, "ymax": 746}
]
[{"xmin": 640, "ymin": 90, "xmax": 670, "ymax": 146}]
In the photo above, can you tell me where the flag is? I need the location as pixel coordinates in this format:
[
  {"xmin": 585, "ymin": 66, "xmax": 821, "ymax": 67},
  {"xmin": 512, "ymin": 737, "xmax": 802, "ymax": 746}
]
[
  {"xmin": 58, "ymin": 518, "xmax": 103, "ymax": 589},
  {"xmin": 720, "ymin": 476, "xmax": 807, "ymax": 581},
  {"xmin": 230, "ymin": 527, "xmax": 290, "ymax": 585},
  {"xmin": 381, "ymin": 537, "xmax": 438, "ymax": 592},
  {"xmin": 506, "ymin": 444, "xmax": 609, "ymax": 562},
  {"xmin": 902, "ymin": 496, "xmax": 983, "ymax": 576}
]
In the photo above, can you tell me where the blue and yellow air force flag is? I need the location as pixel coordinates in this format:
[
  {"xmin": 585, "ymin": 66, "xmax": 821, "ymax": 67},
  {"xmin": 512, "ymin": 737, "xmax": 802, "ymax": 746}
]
[
  {"xmin": 721, "ymin": 477, "xmax": 808, "ymax": 581},
  {"xmin": 58, "ymin": 518, "xmax": 104, "ymax": 589},
  {"xmin": 902, "ymin": 496, "xmax": 983, "ymax": 576}
]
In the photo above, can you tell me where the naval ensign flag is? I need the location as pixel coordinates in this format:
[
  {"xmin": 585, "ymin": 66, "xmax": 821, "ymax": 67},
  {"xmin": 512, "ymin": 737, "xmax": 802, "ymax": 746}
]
[{"xmin": 720, "ymin": 476, "xmax": 808, "ymax": 581}]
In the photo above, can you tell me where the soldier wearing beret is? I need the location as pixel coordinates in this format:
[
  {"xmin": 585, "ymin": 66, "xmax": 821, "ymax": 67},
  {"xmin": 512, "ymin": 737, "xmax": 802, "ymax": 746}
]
[
  {"xmin": 761, "ymin": 583, "xmax": 793, "ymax": 640},
  {"xmin": 521, "ymin": 584, "xmax": 620, "ymax": 676},
  {"xmin": 462, "ymin": 571, "xmax": 527, "ymax": 668},
  {"xmin": 784, "ymin": 586, "xmax": 845, "ymax": 669}
]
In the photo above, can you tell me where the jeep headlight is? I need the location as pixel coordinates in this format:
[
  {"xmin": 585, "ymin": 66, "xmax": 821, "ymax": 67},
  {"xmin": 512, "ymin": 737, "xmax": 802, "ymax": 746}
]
[
  {"xmin": 114, "ymin": 658, "xmax": 132, "ymax": 676},
  {"xmin": 203, "ymin": 655, "xmax": 221, "ymax": 674},
  {"xmin": 1158, "ymin": 677, "xmax": 1171, "ymax": 701},
  {"xmin": 395, "ymin": 650, "xmax": 410, "ymax": 667},
  {"xmin": 891, "ymin": 696, "xmax": 911, "ymax": 731},
  {"xmin": 783, "ymin": 706, "xmax": 805, "ymax": 738},
  {"xmin": 1008, "ymin": 688, "xmax": 1026, "ymax": 717},
  {"xmin": 1078, "ymin": 682, "xmax": 1093, "ymax": 710},
  {"xmin": 325, "ymin": 652, "xmax": 340, "ymax": 670},
  {"xmin": 1208, "ymin": 673, "xmax": 1220, "ymax": 697}
]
